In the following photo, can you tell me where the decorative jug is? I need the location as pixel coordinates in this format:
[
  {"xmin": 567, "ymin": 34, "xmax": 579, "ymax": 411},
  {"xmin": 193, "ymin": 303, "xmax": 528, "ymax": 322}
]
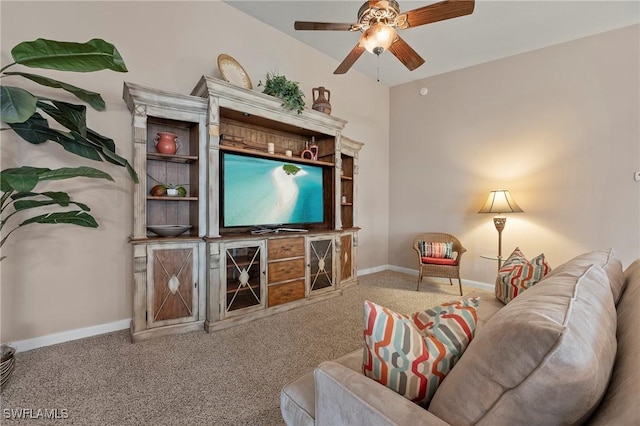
[
  {"xmin": 154, "ymin": 132, "xmax": 180, "ymax": 155},
  {"xmin": 312, "ymin": 86, "xmax": 332, "ymax": 115}
]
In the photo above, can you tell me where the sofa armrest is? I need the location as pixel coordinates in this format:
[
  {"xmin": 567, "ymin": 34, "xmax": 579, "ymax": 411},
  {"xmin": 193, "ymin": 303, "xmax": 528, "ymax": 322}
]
[{"xmin": 314, "ymin": 361, "xmax": 450, "ymax": 426}]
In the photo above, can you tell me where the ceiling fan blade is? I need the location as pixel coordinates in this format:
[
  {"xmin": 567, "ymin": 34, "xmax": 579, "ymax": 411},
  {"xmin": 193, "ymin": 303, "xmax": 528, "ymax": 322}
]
[
  {"xmin": 388, "ymin": 36, "xmax": 425, "ymax": 71},
  {"xmin": 334, "ymin": 43, "xmax": 366, "ymax": 74},
  {"xmin": 402, "ymin": 0, "xmax": 475, "ymax": 28},
  {"xmin": 294, "ymin": 21, "xmax": 354, "ymax": 31}
]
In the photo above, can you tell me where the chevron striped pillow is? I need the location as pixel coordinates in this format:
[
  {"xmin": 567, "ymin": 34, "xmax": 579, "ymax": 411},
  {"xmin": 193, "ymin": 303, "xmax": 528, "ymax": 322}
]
[
  {"xmin": 362, "ymin": 297, "xmax": 480, "ymax": 405},
  {"xmin": 496, "ymin": 247, "xmax": 551, "ymax": 304}
]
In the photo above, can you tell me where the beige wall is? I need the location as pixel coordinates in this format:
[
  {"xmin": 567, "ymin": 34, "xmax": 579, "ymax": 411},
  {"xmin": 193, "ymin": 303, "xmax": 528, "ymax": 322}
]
[
  {"xmin": 389, "ymin": 25, "xmax": 640, "ymax": 284},
  {"xmin": 0, "ymin": 1, "xmax": 390, "ymax": 342},
  {"xmin": 3, "ymin": 2, "xmax": 638, "ymax": 344}
]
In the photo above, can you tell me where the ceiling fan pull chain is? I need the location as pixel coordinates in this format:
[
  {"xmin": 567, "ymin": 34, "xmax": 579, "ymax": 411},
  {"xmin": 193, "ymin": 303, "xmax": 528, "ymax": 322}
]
[{"xmin": 377, "ymin": 54, "xmax": 380, "ymax": 82}]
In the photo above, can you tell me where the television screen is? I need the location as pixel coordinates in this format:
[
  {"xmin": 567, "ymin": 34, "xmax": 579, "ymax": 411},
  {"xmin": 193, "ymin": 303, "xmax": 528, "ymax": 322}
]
[{"xmin": 222, "ymin": 152, "xmax": 324, "ymax": 228}]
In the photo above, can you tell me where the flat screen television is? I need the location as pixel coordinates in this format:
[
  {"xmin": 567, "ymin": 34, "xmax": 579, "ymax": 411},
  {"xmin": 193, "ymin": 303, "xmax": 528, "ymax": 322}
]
[{"xmin": 221, "ymin": 152, "xmax": 325, "ymax": 228}]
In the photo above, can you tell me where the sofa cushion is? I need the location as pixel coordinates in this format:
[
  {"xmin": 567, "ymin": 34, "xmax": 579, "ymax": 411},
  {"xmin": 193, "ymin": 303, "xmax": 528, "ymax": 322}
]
[
  {"xmin": 587, "ymin": 259, "xmax": 640, "ymax": 425},
  {"xmin": 363, "ymin": 298, "xmax": 479, "ymax": 405},
  {"xmin": 495, "ymin": 247, "xmax": 550, "ymax": 304},
  {"xmin": 543, "ymin": 248, "xmax": 624, "ymax": 304},
  {"xmin": 429, "ymin": 263, "xmax": 617, "ymax": 425}
]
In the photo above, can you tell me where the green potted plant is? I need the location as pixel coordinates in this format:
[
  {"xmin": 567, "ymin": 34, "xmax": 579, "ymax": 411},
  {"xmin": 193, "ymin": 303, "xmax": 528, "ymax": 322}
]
[
  {"xmin": 0, "ymin": 38, "xmax": 138, "ymax": 259},
  {"xmin": 258, "ymin": 72, "xmax": 305, "ymax": 114}
]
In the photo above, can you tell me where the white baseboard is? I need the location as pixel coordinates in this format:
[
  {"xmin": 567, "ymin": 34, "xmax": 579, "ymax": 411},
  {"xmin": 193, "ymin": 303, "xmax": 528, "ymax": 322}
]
[
  {"xmin": 358, "ymin": 264, "xmax": 391, "ymax": 276},
  {"xmin": 11, "ymin": 318, "xmax": 131, "ymax": 353},
  {"xmin": 10, "ymin": 266, "xmax": 491, "ymax": 353}
]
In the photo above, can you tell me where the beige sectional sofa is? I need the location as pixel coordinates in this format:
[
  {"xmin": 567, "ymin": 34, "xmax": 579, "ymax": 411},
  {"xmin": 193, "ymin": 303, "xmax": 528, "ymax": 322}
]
[{"xmin": 281, "ymin": 250, "xmax": 640, "ymax": 425}]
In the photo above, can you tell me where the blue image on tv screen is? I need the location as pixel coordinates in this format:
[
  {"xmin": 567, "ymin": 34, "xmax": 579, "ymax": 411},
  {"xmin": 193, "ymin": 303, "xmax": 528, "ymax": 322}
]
[{"xmin": 223, "ymin": 153, "xmax": 324, "ymax": 227}]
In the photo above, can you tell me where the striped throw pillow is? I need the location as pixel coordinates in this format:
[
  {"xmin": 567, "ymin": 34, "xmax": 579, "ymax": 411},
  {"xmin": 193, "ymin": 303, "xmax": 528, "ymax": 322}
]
[
  {"xmin": 362, "ymin": 297, "xmax": 480, "ymax": 405},
  {"xmin": 419, "ymin": 241, "xmax": 453, "ymax": 259},
  {"xmin": 495, "ymin": 247, "xmax": 551, "ymax": 304}
]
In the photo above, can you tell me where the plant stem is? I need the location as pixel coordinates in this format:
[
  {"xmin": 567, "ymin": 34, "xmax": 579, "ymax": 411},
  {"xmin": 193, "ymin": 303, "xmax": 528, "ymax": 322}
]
[
  {"xmin": 0, "ymin": 191, "xmax": 13, "ymax": 214},
  {"xmin": 0, "ymin": 62, "xmax": 16, "ymax": 73},
  {"xmin": 0, "ymin": 226, "xmax": 19, "ymax": 248}
]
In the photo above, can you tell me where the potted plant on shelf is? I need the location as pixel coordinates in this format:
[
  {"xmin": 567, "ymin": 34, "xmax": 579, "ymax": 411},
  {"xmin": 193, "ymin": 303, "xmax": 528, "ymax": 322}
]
[
  {"xmin": 148, "ymin": 174, "xmax": 188, "ymax": 197},
  {"xmin": 1, "ymin": 38, "xmax": 138, "ymax": 259},
  {"xmin": 258, "ymin": 72, "xmax": 305, "ymax": 114}
]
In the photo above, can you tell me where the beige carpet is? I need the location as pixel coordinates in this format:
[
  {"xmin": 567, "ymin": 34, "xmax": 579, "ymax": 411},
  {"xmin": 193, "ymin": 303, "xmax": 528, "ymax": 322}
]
[{"xmin": 0, "ymin": 271, "xmax": 473, "ymax": 425}]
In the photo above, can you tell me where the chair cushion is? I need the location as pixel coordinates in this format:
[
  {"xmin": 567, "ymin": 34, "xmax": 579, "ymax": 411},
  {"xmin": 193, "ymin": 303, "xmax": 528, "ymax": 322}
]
[
  {"xmin": 429, "ymin": 264, "xmax": 617, "ymax": 425},
  {"xmin": 362, "ymin": 298, "xmax": 479, "ymax": 405},
  {"xmin": 421, "ymin": 257, "xmax": 457, "ymax": 266},
  {"xmin": 495, "ymin": 247, "xmax": 551, "ymax": 303},
  {"xmin": 419, "ymin": 241, "xmax": 453, "ymax": 259}
]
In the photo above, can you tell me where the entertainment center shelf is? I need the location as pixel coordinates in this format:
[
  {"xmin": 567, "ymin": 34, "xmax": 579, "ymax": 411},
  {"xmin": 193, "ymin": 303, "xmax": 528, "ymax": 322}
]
[
  {"xmin": 219, "ymin": 145, "xmax": 334, "ymax": 167},
  {"xmin": 123, "ymin": 78, "xmax": 362, "ymax": 342}
]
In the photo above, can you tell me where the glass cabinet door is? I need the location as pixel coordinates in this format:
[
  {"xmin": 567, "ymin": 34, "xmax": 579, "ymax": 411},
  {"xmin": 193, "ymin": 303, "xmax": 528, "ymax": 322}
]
[
  {"xmin": 222, "ymin": 241, "xmax": 265, "ymax": 316},
  {"xmin": 307, "ymin": 236, "xmax": 335, "ymax": 293}
]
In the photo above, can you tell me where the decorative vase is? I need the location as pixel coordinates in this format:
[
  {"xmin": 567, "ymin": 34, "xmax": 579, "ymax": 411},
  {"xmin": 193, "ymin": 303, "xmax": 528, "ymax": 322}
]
[
  {"xmin": 312, "ymin": 86, "xmax": 332, "ymax": 115},
  {"xmin": 154, "ymin": 132, "xmax": 180, "ymax": 155}
]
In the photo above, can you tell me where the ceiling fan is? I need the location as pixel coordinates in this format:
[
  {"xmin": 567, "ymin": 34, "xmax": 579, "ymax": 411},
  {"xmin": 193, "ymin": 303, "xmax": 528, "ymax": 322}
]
[{"xmin": 294, "ymin": 0, "xmax": 475, "ymax": 75}]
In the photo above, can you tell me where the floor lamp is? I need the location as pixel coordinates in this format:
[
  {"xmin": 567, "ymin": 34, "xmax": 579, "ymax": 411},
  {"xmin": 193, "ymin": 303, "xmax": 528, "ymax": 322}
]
[{"xmin": 479, "ymin": 190, "xmax": 523, "ymax": 269}]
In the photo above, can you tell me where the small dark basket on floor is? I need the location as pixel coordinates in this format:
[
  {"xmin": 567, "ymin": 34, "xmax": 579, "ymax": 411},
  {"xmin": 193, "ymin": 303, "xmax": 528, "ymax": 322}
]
[{"xmin": 1, "ymin": 344, "xmax": 16, "ymax": 388}]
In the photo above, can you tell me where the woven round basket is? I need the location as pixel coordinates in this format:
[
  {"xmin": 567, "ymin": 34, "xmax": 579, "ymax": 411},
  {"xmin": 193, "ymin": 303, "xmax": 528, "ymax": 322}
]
[{"xmin": 1, "ymin": 344, "xmax": 16, "ymax": 388}]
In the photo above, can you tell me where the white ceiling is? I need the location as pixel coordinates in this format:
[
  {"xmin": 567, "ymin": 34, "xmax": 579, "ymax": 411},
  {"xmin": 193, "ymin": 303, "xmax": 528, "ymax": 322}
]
[{"xmin": 225, "ymin": 0, "xmax": 640, "ymax": 87}]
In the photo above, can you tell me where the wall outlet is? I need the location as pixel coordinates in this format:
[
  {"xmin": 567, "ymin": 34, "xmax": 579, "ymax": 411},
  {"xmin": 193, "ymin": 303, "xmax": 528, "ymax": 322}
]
[{"xmin": 635, "ymin": 171, "xmax": 640, "ymax": 182}]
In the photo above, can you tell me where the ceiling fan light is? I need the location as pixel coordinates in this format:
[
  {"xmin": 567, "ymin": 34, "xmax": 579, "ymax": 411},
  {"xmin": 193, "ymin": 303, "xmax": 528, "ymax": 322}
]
[{"xmin": 360, "ymin": 23, "xmax": 397, "ymax": 55}]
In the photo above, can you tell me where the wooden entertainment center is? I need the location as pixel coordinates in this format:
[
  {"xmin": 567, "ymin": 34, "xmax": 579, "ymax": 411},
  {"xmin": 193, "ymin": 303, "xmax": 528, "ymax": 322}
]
[{"xmin": 123, "ymin": 77, "xmax": 362, "ymax": 342}]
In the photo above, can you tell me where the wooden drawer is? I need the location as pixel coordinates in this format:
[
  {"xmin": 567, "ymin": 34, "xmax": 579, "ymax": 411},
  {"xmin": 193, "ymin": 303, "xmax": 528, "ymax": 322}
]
[
  {"xmin": 268, "ymin": 280, "xmax": 305, "ymax": 307},
  {"xmin": 268, "ymin": 237, "xmax": 305, "ymax": 260},
  {"xmin": 268, "ymin": 258, "xmax": 305, "ymax": 284}
]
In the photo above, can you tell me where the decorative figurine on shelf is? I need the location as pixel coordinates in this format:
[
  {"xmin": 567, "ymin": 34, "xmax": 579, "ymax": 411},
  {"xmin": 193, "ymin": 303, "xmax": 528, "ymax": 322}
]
[
  {"xmin": 312, "ymin": 86, "xmax": 332, "ymax": 115},
  {"xmin": 154, "ymin": 132, "xmax": 180, "ymax": 155},
  {"xmin": 301, "ymin": 137, "xmax": 318, "ymax": 160}
]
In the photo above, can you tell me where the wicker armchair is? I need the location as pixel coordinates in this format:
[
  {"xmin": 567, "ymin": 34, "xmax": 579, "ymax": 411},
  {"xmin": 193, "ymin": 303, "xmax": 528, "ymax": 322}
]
[{"xmin": 413, "ymin": 233, "xmax": 466, "ymax": 295}]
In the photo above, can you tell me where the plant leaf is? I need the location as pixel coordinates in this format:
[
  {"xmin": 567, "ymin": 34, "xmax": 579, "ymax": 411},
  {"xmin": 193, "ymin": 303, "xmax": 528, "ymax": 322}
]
[
  {"xmin": 37, "ymin": 100, "xmax": 87, "ymax": 137},
  {"xmin": 20, "ymin": 211, "xmax": 98, "ymax": 228},
  {"xmin": 56, "ymin": 131, "xmax": 104, "ymax": 161},
  {"xmin": 37, "ymin": 166, "xmax": 113, "ymax": 182},
  {"xmin": 86, "ymin": 128, "xmax": 116, "ymax": 153},
  {"xmin": 4, "ymin": 72, "xmax": 105, "ymax": 110},
  {"xmin": 13, "ymin": 192, "xmax": 71, "ymax": 210},
  {"xmin": 0, "ymin": 86, "xmax": 37, "ymax": 123},
  {"xmin": 84, "ymin": 130, "xmax": 139, "ymax": 182},
  {"xmin": 11, "ymin": 38, "xmax": 127, "ymax": 73},
  {"xmin": 1, "ymin": 166, "xmax": 113, "ymax": 193},
  {"xmin": 7, "ymin": 112, "xmax": 60, "ymax": 144},
  {"xmin": 13, "ymin": 192, "xmax": 91, "ymax": 212},
  {"xmin": 0, "ymin": 169, "xmax": 41, "ymax": 192},
  {"xmin": 7, "ymin": 116, "xmax": 133, "ymax": 170}
]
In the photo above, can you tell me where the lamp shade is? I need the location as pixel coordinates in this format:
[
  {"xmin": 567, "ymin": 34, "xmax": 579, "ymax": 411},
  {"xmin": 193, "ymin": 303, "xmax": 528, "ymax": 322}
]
[
  {"xmin": 478, "ymin": 190, "xmax": 523, "ymax": 214},
  {"xmin": 360, "ymin": 23, "xmax": 397, "ymax": 55}
]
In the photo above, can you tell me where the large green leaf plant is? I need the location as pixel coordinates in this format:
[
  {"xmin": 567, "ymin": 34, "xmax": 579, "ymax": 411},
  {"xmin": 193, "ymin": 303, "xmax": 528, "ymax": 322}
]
[{"xmin": 0, "ymin": 38, "xmax": 138, "ymax": 259}]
